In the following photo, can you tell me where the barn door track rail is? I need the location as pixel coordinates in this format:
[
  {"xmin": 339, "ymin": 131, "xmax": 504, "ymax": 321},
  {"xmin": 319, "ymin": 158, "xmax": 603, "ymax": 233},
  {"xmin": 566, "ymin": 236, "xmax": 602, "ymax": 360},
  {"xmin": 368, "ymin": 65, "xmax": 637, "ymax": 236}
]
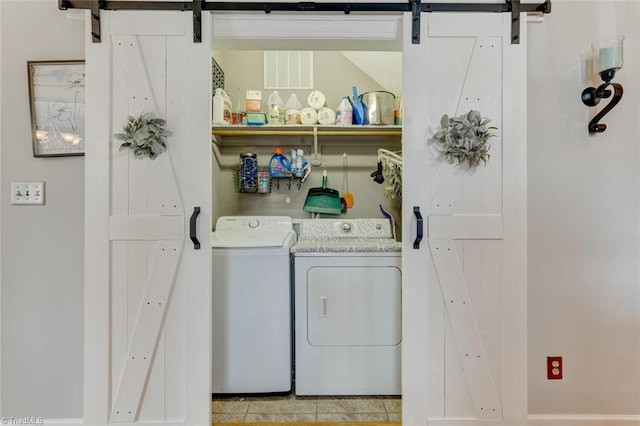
[{"xmin": 59, "ymin": 0, "xmax": 551, "ymax": 44}]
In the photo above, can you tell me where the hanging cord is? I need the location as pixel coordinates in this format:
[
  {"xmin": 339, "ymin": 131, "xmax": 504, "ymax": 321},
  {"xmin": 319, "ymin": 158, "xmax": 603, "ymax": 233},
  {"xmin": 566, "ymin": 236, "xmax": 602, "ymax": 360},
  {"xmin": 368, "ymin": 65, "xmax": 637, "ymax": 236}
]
[
  {"xmin": 342, "ymin": 153, "xmax": 348, "ymax": 194},
  {"xmin": 342, "ymin": 152, "xmax": 354, "ymax": 208}
]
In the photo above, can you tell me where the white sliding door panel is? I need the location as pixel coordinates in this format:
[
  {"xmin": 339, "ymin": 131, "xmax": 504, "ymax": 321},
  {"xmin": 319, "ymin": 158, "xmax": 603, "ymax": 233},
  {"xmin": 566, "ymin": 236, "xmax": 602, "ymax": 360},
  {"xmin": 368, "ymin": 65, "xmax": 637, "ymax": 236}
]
[
  {"xmin": 402, "ymin": 12, "xmax": 527, "ymax": 425},
  {"xmin": 401, "ymin": 12, "xmax": 441, "ymax": 424},
  {"xmin": 85, "ymin": 10, "xmax": 211, "ymax": 425}
]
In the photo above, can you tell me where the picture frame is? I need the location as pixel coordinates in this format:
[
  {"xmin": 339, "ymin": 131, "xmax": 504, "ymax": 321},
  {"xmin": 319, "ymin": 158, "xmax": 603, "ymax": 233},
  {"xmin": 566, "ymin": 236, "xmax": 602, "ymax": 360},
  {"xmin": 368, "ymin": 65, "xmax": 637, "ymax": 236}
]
[{"xmin": 27, "ymin": 60, "xmax": 85, "ymax": 157}]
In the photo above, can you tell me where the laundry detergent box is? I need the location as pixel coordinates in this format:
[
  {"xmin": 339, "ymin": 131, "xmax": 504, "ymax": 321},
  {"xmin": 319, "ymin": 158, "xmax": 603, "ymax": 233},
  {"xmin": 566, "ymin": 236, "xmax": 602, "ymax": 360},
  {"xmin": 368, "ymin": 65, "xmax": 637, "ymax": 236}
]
[
  {"xmin": 246, "ymin": 90, "xmax": 262, "ymax": 112},
  {"xmin": 246, "ymin": 112, "xmax": 267, "ymax": 125}
]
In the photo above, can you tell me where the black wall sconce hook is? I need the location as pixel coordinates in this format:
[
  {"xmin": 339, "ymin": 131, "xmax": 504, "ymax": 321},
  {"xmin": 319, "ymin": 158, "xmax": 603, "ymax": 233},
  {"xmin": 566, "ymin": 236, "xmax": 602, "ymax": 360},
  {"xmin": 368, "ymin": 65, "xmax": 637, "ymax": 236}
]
[
  {"xmin": 581, "ymin": 69, "xmax": 623, "ymax": 134},
  {"xmin": 581, "ymin": 36, "xmax": 625, "ymax": 134}
]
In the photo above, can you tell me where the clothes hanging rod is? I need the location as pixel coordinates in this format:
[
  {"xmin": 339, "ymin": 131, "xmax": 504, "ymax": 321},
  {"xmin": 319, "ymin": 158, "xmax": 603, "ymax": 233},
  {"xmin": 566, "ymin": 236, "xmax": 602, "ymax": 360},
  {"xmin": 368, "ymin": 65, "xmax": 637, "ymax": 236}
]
[{"xmin": 59, "ymin": 0, "xmax": 551, "ymax": 44}]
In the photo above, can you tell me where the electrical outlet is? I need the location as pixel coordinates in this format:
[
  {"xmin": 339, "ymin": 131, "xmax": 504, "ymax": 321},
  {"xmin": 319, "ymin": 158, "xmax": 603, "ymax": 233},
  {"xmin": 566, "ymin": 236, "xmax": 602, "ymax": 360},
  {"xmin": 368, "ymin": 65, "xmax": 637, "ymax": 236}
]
[
  {"xmin": 11, "ymin": 182, "xmax": 45, "ymax": 205},
  {"xmin": 547, "ymin": 356, "xmax": 563, "ymax": 380}
]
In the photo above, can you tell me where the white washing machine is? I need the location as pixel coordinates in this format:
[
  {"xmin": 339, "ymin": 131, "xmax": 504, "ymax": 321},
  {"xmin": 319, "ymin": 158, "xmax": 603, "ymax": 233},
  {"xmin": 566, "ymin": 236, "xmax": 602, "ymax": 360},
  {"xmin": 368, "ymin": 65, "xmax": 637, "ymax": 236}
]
[
  {"xmin": 292, "ymin": 218, "xmax": 402, "ymax": 396},
  {"xmin": 211, "ymin": 216, "xmax": 296, "ymax": 394}
]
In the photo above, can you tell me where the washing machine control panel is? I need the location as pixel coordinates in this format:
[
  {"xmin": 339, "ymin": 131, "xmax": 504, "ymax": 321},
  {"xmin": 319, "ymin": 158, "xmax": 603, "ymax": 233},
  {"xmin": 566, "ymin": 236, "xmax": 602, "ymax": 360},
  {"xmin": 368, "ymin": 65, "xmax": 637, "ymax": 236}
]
[
  {"xmin": 326, "ymin": 219, "xmax": 387, "ymax": 239},
  {"xmin": 215, "ymin": 216, "xmax": 294, "ymax": 232},
  {"xmin": 298, "ymin": 219, "xmax": 394, "ymax": 241}
]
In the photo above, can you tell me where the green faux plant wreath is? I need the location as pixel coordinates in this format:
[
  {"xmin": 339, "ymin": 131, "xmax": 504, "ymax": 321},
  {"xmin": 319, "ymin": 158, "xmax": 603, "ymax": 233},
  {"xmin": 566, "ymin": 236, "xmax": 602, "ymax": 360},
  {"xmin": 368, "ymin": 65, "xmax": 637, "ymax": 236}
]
[
  {"xmin": 432, "ymin": 110, "xmax": 497, "ymax": 167},
  {"xmin": 114, "ymin": 112, "xmax": 171, "ymax": 160}
]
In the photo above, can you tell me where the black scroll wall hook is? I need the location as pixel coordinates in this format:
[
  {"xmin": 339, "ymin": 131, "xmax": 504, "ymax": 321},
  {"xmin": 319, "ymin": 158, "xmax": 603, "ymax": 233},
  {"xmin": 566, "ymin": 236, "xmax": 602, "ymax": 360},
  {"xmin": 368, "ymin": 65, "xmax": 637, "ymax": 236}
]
[{"xmin": 581, "ymin": 68, "xmax": 623, "ymax": 134}]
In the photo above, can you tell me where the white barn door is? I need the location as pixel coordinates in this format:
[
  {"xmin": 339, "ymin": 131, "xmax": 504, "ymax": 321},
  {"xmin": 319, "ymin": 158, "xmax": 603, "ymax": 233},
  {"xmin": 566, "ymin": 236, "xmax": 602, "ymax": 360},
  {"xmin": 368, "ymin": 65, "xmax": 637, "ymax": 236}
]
[
  {"xmin": 402, "ymin": 13, "xmax": 527, "ymax": 425},
  {"xmin": 84, "ymin": 11, "xmax": 212, "ymax": 425}
]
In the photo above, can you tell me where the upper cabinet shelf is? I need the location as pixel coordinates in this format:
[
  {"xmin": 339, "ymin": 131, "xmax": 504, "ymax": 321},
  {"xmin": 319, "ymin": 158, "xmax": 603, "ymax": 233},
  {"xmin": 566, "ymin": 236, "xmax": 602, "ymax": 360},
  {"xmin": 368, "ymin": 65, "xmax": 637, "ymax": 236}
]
[
  {"xmin": 211, "ymin": 125, "xmax": 402, "ymax": 167},
  {"xmin": 212, "ymin": 125, "xmax": 402, "ymax": 138}
]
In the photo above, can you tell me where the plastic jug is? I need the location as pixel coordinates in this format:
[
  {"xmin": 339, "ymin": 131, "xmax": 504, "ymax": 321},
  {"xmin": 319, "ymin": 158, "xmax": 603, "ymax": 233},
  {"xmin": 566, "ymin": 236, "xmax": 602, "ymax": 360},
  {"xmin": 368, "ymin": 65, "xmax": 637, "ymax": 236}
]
[
  {"xmin": 335, "ymin": 96, "xmax": 353, "ymax": 126},
  {"xmin": 285, "ymin": 94, "xmax": 303, "ymax": 125},
  {"xmin": 268, "ymin": 148, "xmax": 291, "ymax": 177},
  {"xmin": 212, "ymin": 88, "xmax": 232, "ymax": 126},
  {"xmin": 267, "ymin": 91, "xmax": 285, "ymax": 125}
]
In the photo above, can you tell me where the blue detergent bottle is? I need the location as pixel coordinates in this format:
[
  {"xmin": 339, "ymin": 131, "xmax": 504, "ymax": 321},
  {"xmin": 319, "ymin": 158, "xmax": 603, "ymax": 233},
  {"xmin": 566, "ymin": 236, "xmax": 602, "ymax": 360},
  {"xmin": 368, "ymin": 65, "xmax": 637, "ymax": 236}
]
[{"xmin": 268, "ymin": 148, "xmax": 291, "ymax": 177}]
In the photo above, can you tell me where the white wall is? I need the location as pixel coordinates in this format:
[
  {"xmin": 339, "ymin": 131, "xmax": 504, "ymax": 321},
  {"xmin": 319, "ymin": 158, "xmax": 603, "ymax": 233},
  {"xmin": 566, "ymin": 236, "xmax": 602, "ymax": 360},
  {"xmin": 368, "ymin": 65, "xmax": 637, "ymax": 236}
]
[
  {"xmin": 527, "ymin": 1, "xmax": 640, "ymax": 416},
  {"xmin": 0, "ymin": 0, "xmax": 84, "ymax": 418}
]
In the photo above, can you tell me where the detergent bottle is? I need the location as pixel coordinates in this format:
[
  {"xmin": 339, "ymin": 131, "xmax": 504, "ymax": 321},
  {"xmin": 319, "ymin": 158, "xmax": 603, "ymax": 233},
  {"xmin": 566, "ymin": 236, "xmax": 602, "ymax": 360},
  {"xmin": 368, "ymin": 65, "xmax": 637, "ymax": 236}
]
[
  {"xmin": 268, "ymin": 148, "xmax": 291, "ymax": 177},
  {"xmin": 290, "ymin": 149, "xmax": 299, "ymax": 177},
  {"xmin": 212, "ymin": 88, "xmax": 232, "ymax": 126},
  {"xmin": 335, "ymin": 96, "xmax": 353, "ymax": 126},
  {"xmin": 296, "ymin": 149, "xmax": 311, "ymax": 182}
]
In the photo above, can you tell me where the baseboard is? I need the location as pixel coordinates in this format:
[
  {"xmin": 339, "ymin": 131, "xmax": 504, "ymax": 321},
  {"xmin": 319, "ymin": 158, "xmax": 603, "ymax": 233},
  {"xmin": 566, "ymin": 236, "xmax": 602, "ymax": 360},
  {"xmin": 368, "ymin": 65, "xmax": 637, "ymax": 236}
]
[
  {"xmin": 423, "ymin": 419, "xmax": 522, "ymax": 426},
  {"xmin": 35, "ymin": 415, "xmax": 640, "ymax": 426},
  {"xmin": 414, "ymin": 415, "xmax": 640, "ymax": 426},
  {"xmin": 528, "ymin": 414, "xmax": 640, "ymax": 425}
]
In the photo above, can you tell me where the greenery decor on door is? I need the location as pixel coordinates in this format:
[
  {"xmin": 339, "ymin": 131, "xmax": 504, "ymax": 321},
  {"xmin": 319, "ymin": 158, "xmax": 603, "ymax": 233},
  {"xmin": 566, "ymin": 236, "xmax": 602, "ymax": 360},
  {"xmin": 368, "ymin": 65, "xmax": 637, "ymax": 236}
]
[
  {"xmin": 115, "ymin": 112, "xmax": 171, "ymax": 160},
  {"xmin": 432, "ymin": 110, "xmax": 497, "ymax": 167}
]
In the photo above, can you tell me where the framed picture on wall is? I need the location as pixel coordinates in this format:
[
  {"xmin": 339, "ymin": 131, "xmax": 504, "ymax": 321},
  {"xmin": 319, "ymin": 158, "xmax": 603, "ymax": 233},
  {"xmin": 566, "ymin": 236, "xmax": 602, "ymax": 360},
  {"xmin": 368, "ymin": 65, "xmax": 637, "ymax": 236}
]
[{"xmin": 27, "ymin": 60, "xmax": 85, "ymax": 157}]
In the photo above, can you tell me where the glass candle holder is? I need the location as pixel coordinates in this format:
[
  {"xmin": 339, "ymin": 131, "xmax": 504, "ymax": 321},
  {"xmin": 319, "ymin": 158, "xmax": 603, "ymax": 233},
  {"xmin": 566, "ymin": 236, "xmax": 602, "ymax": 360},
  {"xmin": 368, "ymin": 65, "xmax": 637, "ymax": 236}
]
[{"xmin": 593, "ymin": 36, "xmax": 624, "ymax": 74}]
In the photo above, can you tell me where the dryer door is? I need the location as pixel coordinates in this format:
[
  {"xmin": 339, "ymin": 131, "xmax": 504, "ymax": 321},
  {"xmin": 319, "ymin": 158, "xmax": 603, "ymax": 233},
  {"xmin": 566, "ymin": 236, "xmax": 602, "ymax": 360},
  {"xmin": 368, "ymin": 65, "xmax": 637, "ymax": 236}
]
[{"xmin": 307, "ymin": 265, "xmax": 401, "ymax": 346}]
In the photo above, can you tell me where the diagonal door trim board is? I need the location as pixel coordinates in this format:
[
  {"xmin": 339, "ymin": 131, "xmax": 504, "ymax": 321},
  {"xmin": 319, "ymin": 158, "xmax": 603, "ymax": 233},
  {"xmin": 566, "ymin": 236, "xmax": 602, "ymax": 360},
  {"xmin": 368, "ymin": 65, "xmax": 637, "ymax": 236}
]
[
  {"xmin": 110, "ymin": 240, "xmax": 183, "ymax": 422},
  {"xmin": 429, "ymin": 238, "xmax": 502, "ymax": 419}
]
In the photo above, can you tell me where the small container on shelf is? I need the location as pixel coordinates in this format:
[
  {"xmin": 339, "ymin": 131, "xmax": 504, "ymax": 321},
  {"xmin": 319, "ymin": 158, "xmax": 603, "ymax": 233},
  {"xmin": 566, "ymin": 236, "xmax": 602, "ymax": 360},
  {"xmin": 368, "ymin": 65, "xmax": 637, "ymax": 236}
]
[
  {"xmin": 245, "ymin": 90, "xmax": 262, "ymax": 112},
  {"xmin": 238, "ymin": 152, "xmax": 258, "ymax": 193},
  {"xmin": 246, "ymin": 112, "xmax": 267, "ymax": 125},
  {"xmin": 257, "ymin": 170, "xmax": 270, "ymax": 194}
]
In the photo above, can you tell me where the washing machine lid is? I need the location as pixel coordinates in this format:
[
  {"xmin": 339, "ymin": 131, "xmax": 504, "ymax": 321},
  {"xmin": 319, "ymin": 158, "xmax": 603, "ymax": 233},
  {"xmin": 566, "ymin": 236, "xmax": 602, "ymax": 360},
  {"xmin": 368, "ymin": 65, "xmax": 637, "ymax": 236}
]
[
  {"xmin": 211, "ymin": 216, "xmax": 296, "ymax": 248},
  {"xmin": 211, "ymin": 230, "xmax": 295, "ymax": 248}
]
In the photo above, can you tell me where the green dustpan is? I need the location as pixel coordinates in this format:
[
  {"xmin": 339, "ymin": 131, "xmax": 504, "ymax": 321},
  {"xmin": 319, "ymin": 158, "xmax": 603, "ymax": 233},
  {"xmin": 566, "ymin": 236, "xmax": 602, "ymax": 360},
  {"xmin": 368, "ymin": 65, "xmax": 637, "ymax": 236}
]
[{"xmin": 303, "ymin": 171, "xmax": 342, "ymax": 215}]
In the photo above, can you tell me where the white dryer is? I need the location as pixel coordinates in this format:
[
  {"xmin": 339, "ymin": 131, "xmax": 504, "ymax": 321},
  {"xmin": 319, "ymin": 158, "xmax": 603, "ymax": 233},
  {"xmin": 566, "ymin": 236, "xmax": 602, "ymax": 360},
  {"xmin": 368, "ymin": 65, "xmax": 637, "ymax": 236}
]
[
  {"xmin": 211, "ymin": 216, "xmax": 296, "ymax": 394},
  {"xmin": 292, "ymin": 218, "xmax": 402, "ymax": 396}
]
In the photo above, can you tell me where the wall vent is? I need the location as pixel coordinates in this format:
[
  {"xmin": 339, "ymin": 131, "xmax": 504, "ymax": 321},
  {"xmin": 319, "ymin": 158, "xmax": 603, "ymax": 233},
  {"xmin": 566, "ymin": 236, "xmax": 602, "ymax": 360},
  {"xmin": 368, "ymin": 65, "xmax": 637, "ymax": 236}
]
[{"xmin": 264, "ymin": 51, "xmax": 313, "ymax": 90}]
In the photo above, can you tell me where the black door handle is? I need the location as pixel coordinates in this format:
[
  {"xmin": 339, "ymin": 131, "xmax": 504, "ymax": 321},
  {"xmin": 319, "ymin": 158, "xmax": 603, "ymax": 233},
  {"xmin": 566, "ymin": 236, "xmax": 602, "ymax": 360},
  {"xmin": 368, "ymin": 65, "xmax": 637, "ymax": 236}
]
[
  {"xmin": 190, "ymin": 206, "xmax": 201, "ymax": 250},
  {"xmin": 413, "ymin": 206, "xmax": 423, "ymax": 249}
]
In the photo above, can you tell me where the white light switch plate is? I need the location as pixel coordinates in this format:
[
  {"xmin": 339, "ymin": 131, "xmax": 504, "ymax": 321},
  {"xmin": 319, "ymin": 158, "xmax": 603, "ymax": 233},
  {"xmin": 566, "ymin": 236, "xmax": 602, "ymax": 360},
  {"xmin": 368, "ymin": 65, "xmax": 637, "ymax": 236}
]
[{"xmin": 11, "ymin": 182, "xmax": 45, "ymax": 205}]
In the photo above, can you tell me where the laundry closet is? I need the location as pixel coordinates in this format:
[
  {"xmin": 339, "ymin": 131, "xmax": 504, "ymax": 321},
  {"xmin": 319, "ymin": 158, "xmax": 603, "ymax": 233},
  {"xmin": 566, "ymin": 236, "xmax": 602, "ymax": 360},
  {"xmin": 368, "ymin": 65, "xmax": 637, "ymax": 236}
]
[
  {"xmin": 209, "ymin": 20, "xmax": 405, "ymax": 408},
  {"xmin": 209, "ymin": 52, "xmax": 403, "ymax": 222}
]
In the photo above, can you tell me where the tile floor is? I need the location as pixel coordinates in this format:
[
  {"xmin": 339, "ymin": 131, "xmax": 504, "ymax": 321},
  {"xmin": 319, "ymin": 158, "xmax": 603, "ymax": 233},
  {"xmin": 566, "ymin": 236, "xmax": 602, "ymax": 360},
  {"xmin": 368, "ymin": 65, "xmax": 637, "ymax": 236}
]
[{"xmin": 211, "ymin": 394, "xmax": 401, "ymax": 423}]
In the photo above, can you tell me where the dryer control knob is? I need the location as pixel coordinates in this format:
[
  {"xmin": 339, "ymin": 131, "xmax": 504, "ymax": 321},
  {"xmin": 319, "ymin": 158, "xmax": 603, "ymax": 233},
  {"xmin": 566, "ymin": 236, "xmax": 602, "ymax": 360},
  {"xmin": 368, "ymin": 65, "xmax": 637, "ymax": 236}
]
[
  {"xmin": 248, "ymin": 219, "xmax": 260, "ymax": 229},
  {"xmin": 341, "ymin": 222, "xmax": 353, "ymax": 233}
]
